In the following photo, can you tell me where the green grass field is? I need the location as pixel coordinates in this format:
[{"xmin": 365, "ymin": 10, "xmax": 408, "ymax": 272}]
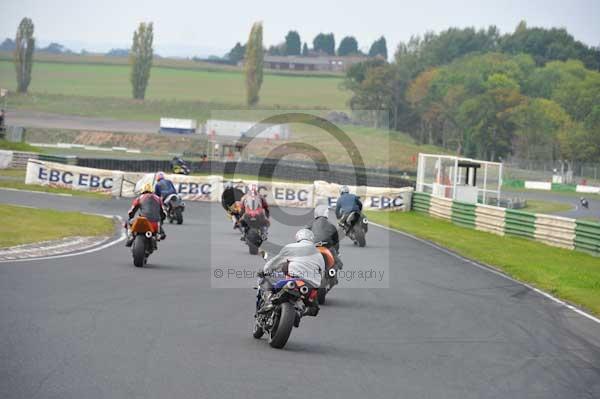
[
  {"xmin": 0, "ymin": 60, "xmax": 349, "ymax": 108},
  {"xmin": 0, "ymin": 204, "xmax": 114, "ymax": 247},
  {"xmin": 366, "ymin": 211, "xmax": 600, "ymax": 315}
]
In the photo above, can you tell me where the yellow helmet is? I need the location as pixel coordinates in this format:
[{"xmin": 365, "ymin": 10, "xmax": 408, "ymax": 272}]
[{"xmin": 141, "ymin": 183, "xmax": 153, "ymax": 194}]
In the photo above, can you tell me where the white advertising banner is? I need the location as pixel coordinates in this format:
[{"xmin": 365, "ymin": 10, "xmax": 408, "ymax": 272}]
[
  {"xmin": 314, "ymin": 180, "xmax": 413, "ymax": 211},
  {"xmin": 0, "ymin": 150, "xmax": 13, "ymax": 169},
  {"xmin": 227, "ymin": 180, "xmax": 314, "ymax": 208},
  {"xmin": 131, "ymin": 173, "xmax": 223, "ymax": 202},
  {"xmin": 576, "ymin": 185, "xmax": 600, "ymax": 194},
  {"xmin": 25, "ymin": 159, "xmax": 119, "ymax": 195},
  {"xmin": 524, "ymin": 181, "xmax": 552, "ymax": 190},
  {"xmin": 23, "ymin": 160, "xmax": 414, "ymax": 211}
]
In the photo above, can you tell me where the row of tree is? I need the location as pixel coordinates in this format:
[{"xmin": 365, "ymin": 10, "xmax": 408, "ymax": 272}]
[
  {"xmin": 227, "ymin": 31, "xmax": 388, "ymax": 62},
  {"xmin": 344, "ymin": 22, "xmax": 600, "ymax": 165},
  {"xmin": 11, "ymin": 17, "xmax": 154, "ymax": 100}
]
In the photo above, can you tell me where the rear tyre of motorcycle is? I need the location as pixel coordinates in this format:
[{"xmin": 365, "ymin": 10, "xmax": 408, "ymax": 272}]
[
  {"xmin": 269, "ymin": 302, "xmax": 295, "ymax": 349},
  {"xmin": 354, "ymin": 226, "xmax": 366, "ymax": 247},
  {"xmin": 252, "ymin": 321, "xmax": 264, "ymax": 339},
  {"xmin": 246, "ymin": 230, "xmax": 260, "ymax": 255},
  {"xmin": 175, "ymin": 208, "xmax": 183, "ymax": 225},
  {"xmin": 132, "ymin": 235, "xmax": 146, "ymax": 267},
  {"xmin": 317, "ymin": 288, "xmax": 327, "ymax": 305}
]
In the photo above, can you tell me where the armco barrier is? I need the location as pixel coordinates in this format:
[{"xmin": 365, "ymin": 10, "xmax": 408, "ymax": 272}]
[
  {"xmin": 452, "ymin": 201, "xmax": 476, "ymax": 228},
  {"xmin": 504, "ymin": 209, "xmax": 536, "ymax": 239},
  {"xmin": 411, "ymin": 192, "xmax": 597, "ymax": 256},
  {"xmin": 412, "ymin": 192, "xmax": 431, "ymax": 213},
  {"xmin": 534, "ymin": 214, "xmax": 575, "ymax": 249},
  {"xmin": 428, "ymin": 195, "xmax": 453, "ymax": 221},
  {"xmin": 575, "ymin": 220, "xmax": 600, "ymax": 256},
  {"xmin": 475, "ymin": 204, "xmax": 506, "ymax": 236}
]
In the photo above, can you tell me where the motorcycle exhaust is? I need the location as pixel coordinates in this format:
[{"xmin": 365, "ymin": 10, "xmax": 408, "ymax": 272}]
[
  {"xmin": 285, "ymin": 281, "xmax": 296, "ymax": 290},
  {"xmin": 145, "ymin": 231, "xmax": 153, "ymax": 238},
  {"xmin": 363, "ymin": 218, "xmax": 369, "ymax": 225},
  {"xmin": 328, "ymin": 268, "xmax": 337, "ymax": 278},
  {"xmin": 299, "ymin": 285, "xmax": 309, "ymax": 295}
]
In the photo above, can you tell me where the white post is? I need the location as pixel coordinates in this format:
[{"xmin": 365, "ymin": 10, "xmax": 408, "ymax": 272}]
[
  {"xmin": 452, "ymin": 157, "xmax": 458, "ymax": 200},
  {"xmin": 483, "ymin": 163, "xmax": 488, "ymax": 204},
  {"xmin": 498, "ymin": 162, "xmax": 503, "ymax": 206},
  {"xmin": 416, "ymin": 153, "xmax": 424, "ymax": 192}
]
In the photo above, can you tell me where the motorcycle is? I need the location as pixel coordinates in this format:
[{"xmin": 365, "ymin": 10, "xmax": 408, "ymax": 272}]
[
  {"xmin": 315, "ymin": 241, "xmax": 340, "ymax": 305},
  {"xmin": 339, "ymin": 211, "xmax": 368, "ymax": 247},
  {"xmin": 127, "ymin": 216, "xmax": 159, "ymax": 267},
  {"xmin": 164, "ymin": 193, "xmax": 185, "ymax": 224},
  {"xmin": 581, "ymin": 198, "xmax": 589, "ymax": 209},
  {"xmin": 253, "ymin": 255, "xmax": 319, "ymax": 349},
  {"xmin": 242, "ymin": 207, "xmax": 269, "ymax": 255},
  {"xmin": 172, "ymin": 162, "xmax": 191, "ymax": 175}
]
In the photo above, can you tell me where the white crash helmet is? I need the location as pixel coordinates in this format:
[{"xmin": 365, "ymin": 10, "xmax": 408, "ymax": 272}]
[
  {"xmin": 339, "ymin": 185, "xmax": 350, "ymax": 194},
  {"xmin": 314, "ymin": 204, "xmax": 329, "ymax": 219},
  {"xmin": 295, "ymin": 228, "xmax": 314, "ymax": 243}
]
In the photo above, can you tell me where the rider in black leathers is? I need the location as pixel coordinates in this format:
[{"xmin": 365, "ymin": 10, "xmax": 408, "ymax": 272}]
[{"xmin": 307, "ymin": 204, "xmax": 339, "ymax": 252}]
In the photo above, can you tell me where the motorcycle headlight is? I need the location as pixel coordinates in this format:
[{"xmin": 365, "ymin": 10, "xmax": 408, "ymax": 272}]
[{"xmin": 285, "ymin": 281, "xmax": 296, "ymax": 290}]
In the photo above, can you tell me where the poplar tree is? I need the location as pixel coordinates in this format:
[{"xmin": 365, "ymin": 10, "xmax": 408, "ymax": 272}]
[
  {"xmin": 130, "ymin": 22, "xmax": 154, "ymax": 100},
  {"xmin": 244, "ymin": 22, "xmax": 264, "ymax": 106},
  {"xmin": 14, "ymin": 18, "xmax": 35, "ymax": 93}
]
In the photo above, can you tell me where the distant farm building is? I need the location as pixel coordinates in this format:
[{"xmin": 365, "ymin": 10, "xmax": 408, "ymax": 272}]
[{"xmin": 262, "ymin": 55, "xmax": 368, "ymax": 72}]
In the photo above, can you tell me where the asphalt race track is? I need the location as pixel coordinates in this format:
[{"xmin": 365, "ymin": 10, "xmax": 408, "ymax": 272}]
[{"xmin": 1, "ymin": 191, "xmax": 600, "ymax": 398}]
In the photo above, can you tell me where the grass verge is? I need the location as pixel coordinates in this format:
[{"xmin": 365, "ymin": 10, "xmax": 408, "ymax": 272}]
[
  {"xmin": 366, "ymin": 211, "xmax": 600, "ymax": 316},
  {"xmin": 0, "ymin": 204, "xmax": 114, "ymax": 248},
  {"xmin": 0, "ymin": 181, "xmax": 108, "ymax": 199},
  {"xmin": 523, "ymin": 199, "xmax": 573, "ymax": 214},
  {"xmin": 0, "ymin": 140, "xmax": 43, "ymax": 152}
]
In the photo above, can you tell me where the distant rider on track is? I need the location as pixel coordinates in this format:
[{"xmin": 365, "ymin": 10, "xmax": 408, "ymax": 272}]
[{"xmin": 335, "ymin": 185, "xmax": 363, "ymax": 227}]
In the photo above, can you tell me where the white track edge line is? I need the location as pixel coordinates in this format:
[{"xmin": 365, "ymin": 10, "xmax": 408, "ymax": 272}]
[{"xmin": 369, "ymin": 221, "xmax": 600, "ymax": 325}]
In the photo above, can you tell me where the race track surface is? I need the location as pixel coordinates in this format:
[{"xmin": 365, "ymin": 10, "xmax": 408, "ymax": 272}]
[
  {"xmin": 6, "ymin": 110, "xmax": 159, "ymax": 134},
  {"xmin": 505, "ymin": 189, "xmax": 600, "ymax": 220},
  {"xmin": 1, "ymin": 192, "xmax": 600, "ymax": 398}
]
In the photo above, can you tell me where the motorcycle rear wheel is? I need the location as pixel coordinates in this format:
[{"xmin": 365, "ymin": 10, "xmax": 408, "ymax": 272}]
[
  {"xmin": 269, "ymin": 302, "xmax": 295, "ymax": 349},
  {"xmin": 132, "ymin": 235, "xmax": 146, "ymax": 267},
  {"xmin": 354, "ymin": 226, "xmax": 366, "ymax": 247},
  {"xmin": 317, "ymin": 288, "xmax": 327, "ymax": 305},
  {"xmin": 175, "ymin": 208, "xmax": 183, "ymax": 225}
]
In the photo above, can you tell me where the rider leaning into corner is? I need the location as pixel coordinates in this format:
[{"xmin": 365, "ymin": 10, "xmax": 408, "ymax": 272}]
[
  {"xmin": 335, "ymin": 185, "xmax": 363, "ymax": 225},
  {"xmin": 257, "ymin": 228, "xmax": 323, "ymax": 316},
  {"xmin": 239, "ymin": 183, "xmax": 270, "ymax": 239},
  {"xmin": 308, "ymin": 204, "xmax": 340, "ymax": 252},
  {"xmin": 125, "ymin": 183, "xmax": 167, "ymax": 246}
]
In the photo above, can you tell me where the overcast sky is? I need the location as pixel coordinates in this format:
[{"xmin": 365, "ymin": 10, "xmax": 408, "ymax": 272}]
[{"xmin": 1, "ymin": 0, "xmax": 598, "ymax": 57}]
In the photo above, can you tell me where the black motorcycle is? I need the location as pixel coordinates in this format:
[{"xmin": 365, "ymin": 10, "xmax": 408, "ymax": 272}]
[
  {"xmin": 164, "ymin": 193, "xmax": 185, "ymax": 224},
  {"xmin": 581, "ymin": 198, "xmax": 589, "ymax": 209},
  {"xmin": 339, "ymin": 211, "xmax": 368, "ymax": 247},
  {"xmin": 242, "ymin": 208, "xmax": 268, "ymax": 255},
  {"xmin": 253, "ymin": 269, "xmax": 319, "ymax": 349}
]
